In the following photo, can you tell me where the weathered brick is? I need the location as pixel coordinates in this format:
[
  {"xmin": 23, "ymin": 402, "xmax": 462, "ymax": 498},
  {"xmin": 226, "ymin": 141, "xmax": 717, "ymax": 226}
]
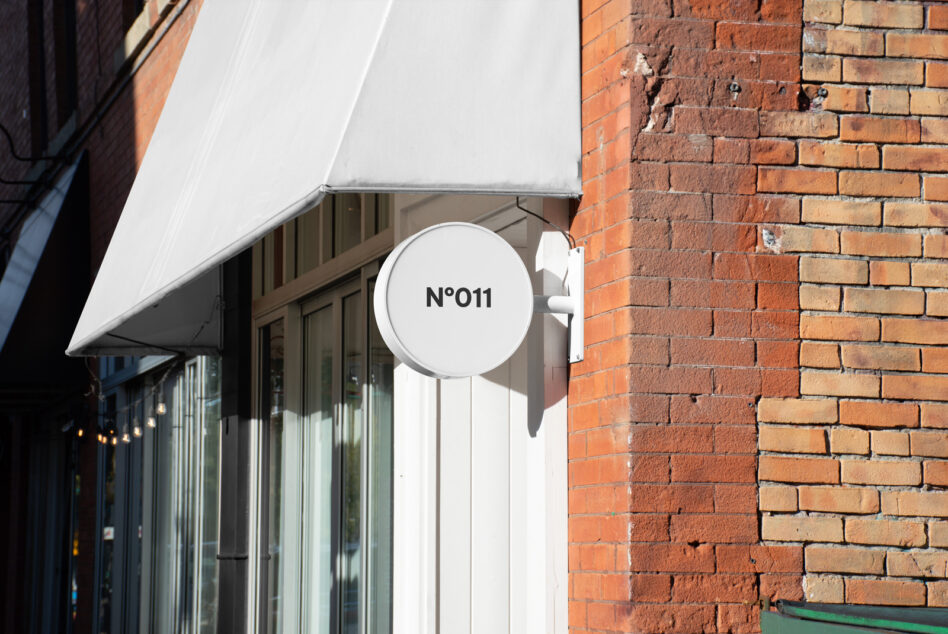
[
  {"xmin": 716, "ymin": 22, "xmax": 801, "ymax": 53},
  {"xmin": 800, "ymin": 286, "xmax": 840, "ymax": 311},
  {"xmin": 887, "ymin": 551, "xmax": 948, "ymax": 578},
  {"xmin": 840, "ymin": 115, "xmax": 920, "ymax": 143},
  {"xmin": 799, "ymin": 486, "xmax": 878, "ymax": 513},
  {"xmin": 841, "ymin": 459, "xmax": 921, "ymax": 486},
  {"xmin": 628, "ymin": 543, "xmax": 715, "ymax": 573},
  {"xmin": 776, "ymin": 225, "xmax": 839, "ymax": 253},
  {"xmin": 845, "ymin": 518, "xmax": 926, "ymax": 547},
  {"xmin": 923, "ymin": 403, "xmax": 948, "ymax": 429},
  {"xmin": 841, "ymin": 344, "xmax": 919, "ymax": 372},
  {"xmin": 932, "ymin": 522, "xmax": 948, "ymax": 550},
  {"xmin": 840, "ymin": 171, "xmax": 919, "ymax": 198},
  {"xmin": 671, "ymin": 454, "xmax": 757, "ymax": 483},
  {"xmin": 670, "ymin": 164, "xmax": 757, "ymax": 194},
  {"xmin": 882, "ymin": 490, "xmax": 948, "ymax": 517},
  {"xmin": 805, "ymin": 0, "xmax": 842, "ymax": 24},
  {"xmin": 929, "ymin": 62, "xmax": 948, "ymax": 89},
  {"xmin": 760, "ymin": 426, "xmax": 827, "ymax": 454},
  {"xmin": 933, "ymin": 580, "xmax": 948, "ymax": 604},
  {"xmin": 884, "ymin": 374, "xmax": 948, "ymax": 401},
  {"xmin": 798, "ymin": 141, "xmax": 878, "ymax": 168},
  {"xmin": 926, "ymin": 235, "xmax": 948, "ymax": 258},
  {"xmin": 912, "ymin": 262, "xmax": 948, "ymax": 287},
  {"xmin": 870, "ymin": 261, "xmax": 910, "ymax": 286},
  {"xmin": 829, "ymin": 427, "xmax": 870, "ymax": 454},
  {"xmin": 635, "ymin": 133, "xmax": 714, "ymax": 162},
  {"xmin": 817, "ymin": 84, "xmax": 870, "ymax": 113},
  {"xmin": 758, "ymin": 398, "xmax": 838, "ymax": 424},
  {"xmin": 930, "ymin": 292, "xmax": 948, "ymax": 317},
  {"xmin": 922, "ymin": 117, "xmax": 948, "ymax": 143},
  {"xmin": 843, "ymin": 58, "xmax": 924, "ymax": 85},
  {"xmin": 751, "ymin": 138, "xmax": 796, "ymax": 165},
  {"xmin": 800, "ymin": 257, "xmax": 867, "ymax": 284},
  {"xmin": 884, "ymin": 202, "xmax": 948, "ymax": 227},
  {"xmin": 759, "ymin": 456, "xmax": 840, "ymax": 483},
  {"xmin": 840, "ymin": 231, "xmax": 922, "ymax": 258},
  {"xmin": 925, "ymin": 177, "xmax": 948, "ymax": 202},
  {"xmin": 923, "ymin": 347, "xmax": 948, "ymax": 373},
  {"xmin": 871, "ymin": 430, "xmax": 910, "ymax": 455},
  {"xmin": 911, "ymin": 89, "xmax": 948, "ymax": 116},
  {"xmin": 840, "ymin": 400, "xmax": 919, "ymax": 428},
  {"xmin": 810, "ymin": 29, "xmax": 883, "ymax": 56},
  {"xmin": 803, "ymin": 55, "xmax": 841, "ymax": 82},
  {"xmin": 801, "ymin": 199, "xmax": 880, "ymax": 226},
  {"xmin": 869, "ymin": 88, "xmax": 909, "ymax": 115},
  {"xmin": 884, "ymin": 318, "xmax": 948, "ymax": 345},
  {"xmin": 801, "ymin": 341, "xmax": 840, "ymax": 368},
  {"xmin": 760, "ymin": 111, "xmax": 839, "ymax": 138},
  {"xmin": 762, "ymin": 515, "xmax": 843, "ymax": 543},
  {"xmin": 843, "ymin": 0, "xmax": 923, "ymax": 29},
  {"xmin": 883, "ymin": 145, "xmax": 948, "ymax": 172},
  {"xmin": 800, "ymin": 315, "xmax": 879, "ymax": 342},
  {"xmin": 715, "ymin": 545, "xmax": 803, "ymax": 574},
  {"xmin": 801, "ymin": 372, "xmax": 878, "ymax": 398},
  {"xmin": 846, "ymin": 579, "xmax": 926, "ymax": 606},
  {"xmin": 888, "ymin": 32, "xmax": 948, "ymax": 60},
  {"xmin": 933, "ymin": 5, "xmax": 948, "ymax": 31},
  {"xmin": 805, "ymin": 575, "xmax": 844, "ymax": 603},
  {"xmin": 806, "ymin": 546, "xmax": 884, "ymax": 574},
  {"xmin": 759, "ymin": 486, "xmax": 798, "ymax": 512},
  {"xmin": 843, "ymin": 287, "xmax": 925, "ymax": 315},
  {"xmin": 911, "ymin": 430, "xmax": 948, "ymax": 458},
  {"xmin": 758, "ymin": 168, "xmax": 837, "ymax": 195},
  {"xmin": 674, "ymin": 107, "xmax": 760, "ymax": 138}
]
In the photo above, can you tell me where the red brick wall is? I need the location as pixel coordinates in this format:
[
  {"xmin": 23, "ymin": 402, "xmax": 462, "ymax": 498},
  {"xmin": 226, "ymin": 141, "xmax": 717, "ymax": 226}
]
[
  {"xmin": 573, "ymin": 0, "xmax": 948, "ymax": 632},
  {"xmin": 759, "ymin": 0, "xmax": 948, "ymax": 609}
]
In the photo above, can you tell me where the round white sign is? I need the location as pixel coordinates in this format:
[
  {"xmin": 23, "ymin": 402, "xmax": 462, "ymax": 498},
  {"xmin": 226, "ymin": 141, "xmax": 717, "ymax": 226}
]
[{"xmin": 374, "ymin": 222, "xmax": 534, "ymax": 379}]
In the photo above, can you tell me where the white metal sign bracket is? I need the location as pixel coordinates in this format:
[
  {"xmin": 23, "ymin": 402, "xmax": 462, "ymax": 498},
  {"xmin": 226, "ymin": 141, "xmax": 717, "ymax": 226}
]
[{"xmin": 533, "ymin": 247, "xmax": 584, "ymax": 363}]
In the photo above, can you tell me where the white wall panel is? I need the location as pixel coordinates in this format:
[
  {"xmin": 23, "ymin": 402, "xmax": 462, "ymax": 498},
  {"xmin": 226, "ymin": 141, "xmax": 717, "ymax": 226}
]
[{"xmin": 393, "ymin": 195, "xmax": 568, "ymax": 634}]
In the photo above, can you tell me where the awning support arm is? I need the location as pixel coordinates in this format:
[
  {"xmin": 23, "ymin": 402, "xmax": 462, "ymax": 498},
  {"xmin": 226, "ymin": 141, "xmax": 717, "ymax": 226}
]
[{"xmin": 533, "ymin": 246, "xmax": 584, "ymax": 363}]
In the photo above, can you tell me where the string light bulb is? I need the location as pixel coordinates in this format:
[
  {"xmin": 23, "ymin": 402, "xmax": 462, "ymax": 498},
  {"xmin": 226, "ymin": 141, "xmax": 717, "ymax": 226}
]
[
  {"xmin": 97, "ymin": 433, "xmax": 105, "ymax": 444},
  {"xmin": 110, "ymin": 435, "xmax": 118, "ymax": 446},
  {"xmin": 156, "ymin": 395, "xmax": 167, "ymax": 416},
  {"xmin": 146, "ymin": 415, "xmax": 156, "ymax": 429},
  {"xmin": 132, "ymin": 417, "xmax": 142, "ymax": 437},
  {"xmin": 77, "ymin": 428, "xmax": 84, "ymax": 438},
  {"xmin": 121, "ymin": 425, "xmax": 131, "ymax": 443}
]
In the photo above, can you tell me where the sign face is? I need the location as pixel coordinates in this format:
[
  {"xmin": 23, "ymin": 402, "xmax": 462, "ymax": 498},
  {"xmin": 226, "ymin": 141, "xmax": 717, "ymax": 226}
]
[{"xmin": 374, "ymin": 222, "xmax": 533, "ymax": 378}]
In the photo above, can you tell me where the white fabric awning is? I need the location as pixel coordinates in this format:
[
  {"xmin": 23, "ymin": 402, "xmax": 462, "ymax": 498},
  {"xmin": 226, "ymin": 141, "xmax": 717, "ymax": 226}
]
[
  {"xmin": 1, "ymin": 162, "xmax": 79, "ymax": 353},
  {"xmin": 67, "ymin": 0, "xmax": 581, "ymax": 356}
]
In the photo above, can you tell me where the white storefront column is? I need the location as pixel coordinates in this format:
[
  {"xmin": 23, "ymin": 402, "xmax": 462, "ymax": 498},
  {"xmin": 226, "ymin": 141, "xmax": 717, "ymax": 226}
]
[{"xmin": 392, "ymin": 196, "xmax": 569, "ymax": 634}]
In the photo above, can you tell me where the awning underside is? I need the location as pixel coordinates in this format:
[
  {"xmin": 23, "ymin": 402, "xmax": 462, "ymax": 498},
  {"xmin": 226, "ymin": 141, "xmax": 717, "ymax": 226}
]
[
  {"xmin": 1, "ymin": 162, "xmax": 79, "ymax": 352},
  {"xmin": 67, "ymin": 0, "xmax": 580, "ymax": 356}
]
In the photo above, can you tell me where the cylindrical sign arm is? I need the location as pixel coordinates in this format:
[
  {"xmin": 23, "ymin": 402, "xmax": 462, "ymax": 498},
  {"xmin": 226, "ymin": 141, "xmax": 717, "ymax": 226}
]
[{"xmin": 533, "ymin": 247, "xmax": 584, "ymax": 363}]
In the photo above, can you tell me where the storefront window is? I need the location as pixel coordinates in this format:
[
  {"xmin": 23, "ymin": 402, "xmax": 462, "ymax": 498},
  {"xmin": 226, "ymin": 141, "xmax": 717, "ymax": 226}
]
[
  {"xmin": 94, "ymin": 357, "xmax": 221, "ymax": 634},
  {"xmin": 259, "ymin": 270, "xmax": 393, "ymax": 634}
]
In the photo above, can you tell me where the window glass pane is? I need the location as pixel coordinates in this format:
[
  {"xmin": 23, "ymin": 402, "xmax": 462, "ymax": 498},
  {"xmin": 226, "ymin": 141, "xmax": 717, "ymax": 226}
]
[
  {"xmin": 263, "ymin": 321, "xmax": 286, "ymax": 633},
  {"xmin": 151, "ymin": 375, "xmax": 178, "ymax": 634},
  {"xmin": 334, "ymin": 194, "xmax": 362, "ymax": 257},
  {"xmin": 198, "ymin": 357, "xmax": 221, "ymax": 632},
  {"xmin": 367, "ymin": 282, "xmax": 393, "ymax": 634},
  {"xmin": 341, "ymin": 293, "xmax": 362, "ymax": 634},
  {"xmin": 97, "ymin": 397, "xmax": 117, "ymax": 633},
  {"xmin": 301, "ymin": 307, "xmax": 333, "ymax": 633}
]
